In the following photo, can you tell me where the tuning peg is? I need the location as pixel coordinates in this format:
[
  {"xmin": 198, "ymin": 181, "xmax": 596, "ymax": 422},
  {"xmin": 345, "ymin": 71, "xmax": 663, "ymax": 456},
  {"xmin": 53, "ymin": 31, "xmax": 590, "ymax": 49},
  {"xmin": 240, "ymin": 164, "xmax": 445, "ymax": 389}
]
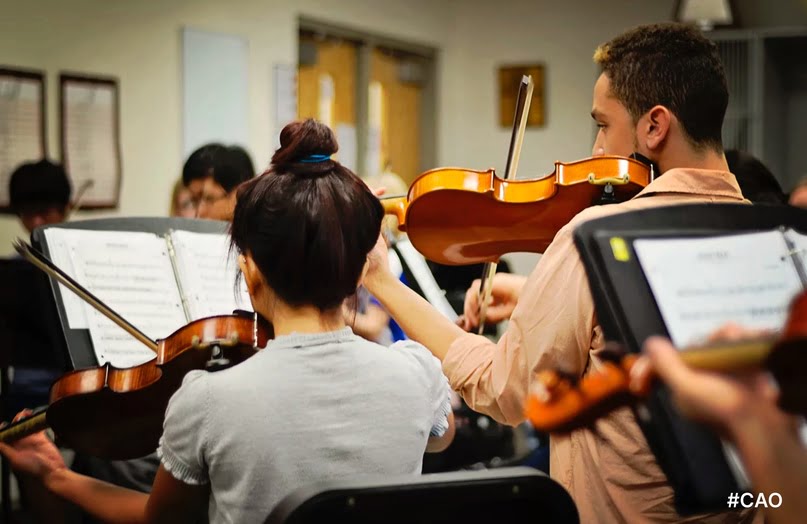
[{"xmin": 532, "ymin": 369, "xmax": 578, "ymax": 402}]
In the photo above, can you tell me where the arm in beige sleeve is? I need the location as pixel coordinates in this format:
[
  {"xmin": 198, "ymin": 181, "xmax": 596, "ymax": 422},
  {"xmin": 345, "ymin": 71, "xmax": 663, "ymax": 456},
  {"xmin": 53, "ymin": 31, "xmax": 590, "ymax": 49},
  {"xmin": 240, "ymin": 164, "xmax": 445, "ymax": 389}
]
[
  {"xmin": 368, "ymin": 224, "xmax": 596, "ymax": 426},
  {"xmin": 444, "ymin": 224, "xmax": 597, "ymax": 425},
  {"xmin": 366, "ymin": 272, "xmax": 467, "ymax": 360}
]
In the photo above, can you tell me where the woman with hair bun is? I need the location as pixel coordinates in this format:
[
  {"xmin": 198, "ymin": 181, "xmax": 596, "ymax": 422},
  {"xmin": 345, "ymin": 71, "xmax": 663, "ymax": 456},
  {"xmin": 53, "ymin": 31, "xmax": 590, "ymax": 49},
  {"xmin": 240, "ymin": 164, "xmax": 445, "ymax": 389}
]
[{"xmin": 0, "ymin": 119, "xmax": 455, "ymax": 523}]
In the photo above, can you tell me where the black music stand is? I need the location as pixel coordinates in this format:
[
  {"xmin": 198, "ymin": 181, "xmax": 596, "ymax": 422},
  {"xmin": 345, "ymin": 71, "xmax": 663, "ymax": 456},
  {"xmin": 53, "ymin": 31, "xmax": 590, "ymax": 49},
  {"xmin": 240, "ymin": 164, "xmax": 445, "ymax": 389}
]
[
  {"xmin": 30, "ymin": 217, "xmax": 230, "ymax": 369},
  {"xmin": 572, "ymin": 202, "xmax": 807, "ymax": 515},
  {"xmin": 264, "ymin": 467, "xmax": 578, "ymax": 524}
]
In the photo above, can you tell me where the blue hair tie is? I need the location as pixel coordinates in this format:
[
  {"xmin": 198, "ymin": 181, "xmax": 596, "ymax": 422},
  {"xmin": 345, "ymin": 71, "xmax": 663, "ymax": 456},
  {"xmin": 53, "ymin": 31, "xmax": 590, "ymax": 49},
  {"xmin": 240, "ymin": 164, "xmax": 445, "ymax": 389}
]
[{"xmin": 299, "ymin": 154, "xmax": 331, "ymax": 163}]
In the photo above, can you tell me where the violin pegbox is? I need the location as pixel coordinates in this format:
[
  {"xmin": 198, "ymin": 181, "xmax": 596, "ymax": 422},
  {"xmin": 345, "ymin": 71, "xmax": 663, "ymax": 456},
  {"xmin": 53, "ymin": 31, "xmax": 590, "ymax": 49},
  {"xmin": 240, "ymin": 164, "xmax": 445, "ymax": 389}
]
[{"xmin": 531, "ymin": 369, "xmax": 579, "ymax": 403}]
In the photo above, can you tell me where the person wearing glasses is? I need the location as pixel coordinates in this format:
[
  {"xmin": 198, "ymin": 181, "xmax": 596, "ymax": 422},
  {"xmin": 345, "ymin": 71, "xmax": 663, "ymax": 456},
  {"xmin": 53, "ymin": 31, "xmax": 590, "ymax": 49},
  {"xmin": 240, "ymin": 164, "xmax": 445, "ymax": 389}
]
[{"xmin": 181, "ymin": 143, "xmax": 256, "ymax": 220}]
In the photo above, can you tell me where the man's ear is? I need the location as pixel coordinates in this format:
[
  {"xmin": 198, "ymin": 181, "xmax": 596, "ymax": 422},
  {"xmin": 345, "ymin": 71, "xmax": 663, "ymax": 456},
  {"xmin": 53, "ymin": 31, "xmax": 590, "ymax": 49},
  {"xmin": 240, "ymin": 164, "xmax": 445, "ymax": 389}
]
[{"xmin": 640, "ymin": 105, "xmax": 671, "ymax": 151}]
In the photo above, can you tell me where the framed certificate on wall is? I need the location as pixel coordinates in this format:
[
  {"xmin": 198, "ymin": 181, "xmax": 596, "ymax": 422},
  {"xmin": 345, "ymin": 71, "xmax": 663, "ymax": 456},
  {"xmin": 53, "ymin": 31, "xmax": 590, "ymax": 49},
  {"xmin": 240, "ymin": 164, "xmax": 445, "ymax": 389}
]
[
  {"xmin": 60, "ymin": 73, "xmax": 122, "ymax": 209},
  {"xmin": 0, "ymin": 67, "xmax": 47, "ymax": 212}
]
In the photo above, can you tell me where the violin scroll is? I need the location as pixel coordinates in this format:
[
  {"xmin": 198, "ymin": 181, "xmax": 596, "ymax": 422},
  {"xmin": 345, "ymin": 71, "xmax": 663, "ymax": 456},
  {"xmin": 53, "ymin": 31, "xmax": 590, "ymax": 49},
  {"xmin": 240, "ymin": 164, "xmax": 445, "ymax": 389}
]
[
  {"xmin": 525, "ymin": 356, "xmax": 639, "ymax": 433},
  {"xmin": 381, "ymin": 196, "xmax": 408, "ymax": 230}
]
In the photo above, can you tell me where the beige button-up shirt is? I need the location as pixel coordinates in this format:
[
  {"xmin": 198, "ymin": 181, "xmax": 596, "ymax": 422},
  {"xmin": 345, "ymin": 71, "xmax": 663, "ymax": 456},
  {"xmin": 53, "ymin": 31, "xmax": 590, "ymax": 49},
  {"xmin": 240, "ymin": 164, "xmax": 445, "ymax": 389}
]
[{"xmin": 443, "ymin": 168, "xmax": 755, "ymax": 523}]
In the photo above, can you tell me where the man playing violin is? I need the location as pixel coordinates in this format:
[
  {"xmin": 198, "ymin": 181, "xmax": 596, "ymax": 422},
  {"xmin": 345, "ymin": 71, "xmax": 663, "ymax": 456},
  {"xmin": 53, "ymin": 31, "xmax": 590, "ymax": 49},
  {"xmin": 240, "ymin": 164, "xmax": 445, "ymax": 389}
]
[{"xmin": 364, "ymin": 22, "xmax": 751, "ymax": 523}]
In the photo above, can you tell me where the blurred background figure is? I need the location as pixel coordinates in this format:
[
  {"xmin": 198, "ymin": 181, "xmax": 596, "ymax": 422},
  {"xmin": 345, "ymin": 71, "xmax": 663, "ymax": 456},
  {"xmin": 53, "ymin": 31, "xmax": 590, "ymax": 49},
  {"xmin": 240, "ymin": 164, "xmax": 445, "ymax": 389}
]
[
  {"xmin": 789, "ymin": 176, "xmax": 807, "ymax": 208},
  {"xmin": 181, "ymin": 143, "xmax": 256, "ymax": 221},
  {"xmin": 725, "ymin": 149, "xmax": 787, "ymax": 205},
  {"xmin": 9, "ymin": 159, "xmax": 72, "ymax": 234},
  {"xmin": 168, "ymin": 178, "xmax": 196, "ymax": 218},
  {"xmin": 355, "ymin": 165, "xmax": 410, "ymax": 345}
]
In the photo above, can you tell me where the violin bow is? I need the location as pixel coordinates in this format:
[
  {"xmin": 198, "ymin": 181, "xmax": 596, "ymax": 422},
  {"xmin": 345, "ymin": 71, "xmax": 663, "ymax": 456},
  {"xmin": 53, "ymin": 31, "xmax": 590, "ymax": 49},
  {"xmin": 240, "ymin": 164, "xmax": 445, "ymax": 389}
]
[
  {"xmin": 13, "ymin": 239, "xmax": 159, "ymax": 352},
  {"xmin": 477, "ymin": 75, "xmax": 534, "ymax": 334},
  {"xmin": 65, "ymin": 179, "xmax": 94, "ymax": 221}
]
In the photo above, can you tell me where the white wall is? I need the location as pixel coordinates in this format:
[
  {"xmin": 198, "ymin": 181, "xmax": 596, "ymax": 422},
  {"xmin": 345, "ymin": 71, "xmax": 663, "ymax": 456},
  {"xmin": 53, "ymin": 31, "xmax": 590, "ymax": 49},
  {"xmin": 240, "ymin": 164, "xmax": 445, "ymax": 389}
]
[{"xmin": 0, "ymin": 0, "xmax": 673, "ymax": 267}]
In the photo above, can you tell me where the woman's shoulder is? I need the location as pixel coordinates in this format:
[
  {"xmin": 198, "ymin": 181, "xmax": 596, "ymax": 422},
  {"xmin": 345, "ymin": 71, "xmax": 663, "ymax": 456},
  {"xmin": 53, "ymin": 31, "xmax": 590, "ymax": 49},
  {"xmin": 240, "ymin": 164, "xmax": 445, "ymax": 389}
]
[
  {"xmin": 166, "ymin": 370, "xmax": 210, "ymax": 411},
  {"xmin": 382, "ymin": 339, "xmax": 443, "ymax": 375}
]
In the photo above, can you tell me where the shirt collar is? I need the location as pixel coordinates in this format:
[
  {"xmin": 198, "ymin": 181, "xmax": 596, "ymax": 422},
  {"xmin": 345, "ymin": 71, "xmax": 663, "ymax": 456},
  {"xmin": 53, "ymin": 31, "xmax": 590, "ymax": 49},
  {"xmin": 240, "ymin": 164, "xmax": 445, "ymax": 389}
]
[{"xmin": 633, "ymin": 167, "xmax": 745, "ymax": 201}]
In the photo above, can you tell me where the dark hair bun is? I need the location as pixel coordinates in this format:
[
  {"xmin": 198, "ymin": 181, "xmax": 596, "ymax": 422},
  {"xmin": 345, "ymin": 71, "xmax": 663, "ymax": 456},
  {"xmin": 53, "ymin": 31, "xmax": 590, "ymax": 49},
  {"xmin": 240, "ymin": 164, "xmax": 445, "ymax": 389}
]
[{"xmin": 271, "ymin": 119, "xmax": 339, "ymax": 176}]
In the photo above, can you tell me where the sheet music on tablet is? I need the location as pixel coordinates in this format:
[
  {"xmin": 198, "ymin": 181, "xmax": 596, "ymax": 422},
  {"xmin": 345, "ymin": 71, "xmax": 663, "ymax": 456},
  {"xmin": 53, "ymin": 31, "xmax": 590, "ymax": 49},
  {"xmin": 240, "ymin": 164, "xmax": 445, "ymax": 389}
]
[
  {"xmin": 43, "ymin": 228, "xmax": 250, "ymax": 367},
  {"xmin": 633, "ymin": 229, "xmax": 806, "ymax": 347}
]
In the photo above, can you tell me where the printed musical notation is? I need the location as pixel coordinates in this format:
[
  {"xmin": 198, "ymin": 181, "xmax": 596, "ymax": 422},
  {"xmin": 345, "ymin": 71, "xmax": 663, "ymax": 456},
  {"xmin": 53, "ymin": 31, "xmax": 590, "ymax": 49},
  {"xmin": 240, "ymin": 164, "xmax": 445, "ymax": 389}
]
[
  {"xmin": 0, "ymin": 68, "xmax": 45, "ymax": 210},
  {"xmin": 634, "ymin": 230, "xmax": 804, "ymax": 347},
  {"xmin": 60, "ymin": 74, "xmax": 121, "ymax": 209},
  {"xmin": 42, "ymin": 227, "xmax": 255, "ymax": 367},
  {"xmin": 44, "ymin": 229, "xmax": 186, "ymax": 367},
  {"xmin": 168, "ymin": 230, "xmax": 250, "ymax": 320}
]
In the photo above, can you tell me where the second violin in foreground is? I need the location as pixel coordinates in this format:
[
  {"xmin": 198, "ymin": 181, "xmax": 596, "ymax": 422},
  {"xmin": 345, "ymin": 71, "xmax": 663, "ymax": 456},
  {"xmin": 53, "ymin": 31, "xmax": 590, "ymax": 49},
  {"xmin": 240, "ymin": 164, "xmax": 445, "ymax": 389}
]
[
  {"xmin": 525, "ymin": 291, "xmax": 807, "ymax": 434},
  {"xmin": 3, "ymin": 240, "xmax": 272, "ymax": 459}
]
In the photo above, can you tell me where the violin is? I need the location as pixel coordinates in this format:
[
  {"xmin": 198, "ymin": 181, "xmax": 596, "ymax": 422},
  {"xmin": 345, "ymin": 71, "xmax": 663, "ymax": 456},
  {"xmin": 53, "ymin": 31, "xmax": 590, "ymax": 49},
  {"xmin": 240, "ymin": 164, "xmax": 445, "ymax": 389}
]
[
  {"xmin": 3, "ymin": 240, "xmax": 272, "ymax": 459},
  {"xmin": 524, "ymin": 291, "xmax": 807, "ymax": 434},
  {"xmin": 382, "ymin": 155, "xmax": 653, "ymax": 266}
]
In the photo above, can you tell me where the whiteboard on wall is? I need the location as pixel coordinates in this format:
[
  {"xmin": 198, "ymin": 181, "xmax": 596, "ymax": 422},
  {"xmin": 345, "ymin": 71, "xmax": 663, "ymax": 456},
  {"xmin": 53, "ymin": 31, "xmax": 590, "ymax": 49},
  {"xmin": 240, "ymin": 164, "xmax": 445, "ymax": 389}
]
[{"xmin": 182, "ymin": 28, "xmax": 249, "ymax": 156}]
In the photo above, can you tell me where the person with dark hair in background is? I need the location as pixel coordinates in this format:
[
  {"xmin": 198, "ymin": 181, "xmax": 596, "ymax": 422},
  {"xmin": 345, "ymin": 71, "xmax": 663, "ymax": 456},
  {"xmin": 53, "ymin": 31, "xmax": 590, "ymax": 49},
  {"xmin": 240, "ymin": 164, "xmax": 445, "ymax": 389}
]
[
  {"xmin": 0, "ymin": 119, "xmax": 454, "ymax": 522},
  {"xmin": 181, "ymin": 143, "xmax": 227, "ymax": 207},
  {"xmin": 725, "ymin": 149, "xmax": 787, "ymax": 204},
  {"xmin": 181, "ymin": 143, "xmax": 255, "ymax": 220},
  {"xmin": 196, "ymin": 145, "xmax": 255, "ymax": 221},
  {"xmin": 9, "ymin": 159, "xmax": 72, "ymax": 234},
  {"xmin": 4, "ymin": 159, "xmax": 72, "ymax": 522},
  {"xmin": 5, "ymin": 159, "xmax": 72, "ymax": 410},
  {"xmin": 168, "ymin": 178, "xmax": 195, "ymax": 218}
]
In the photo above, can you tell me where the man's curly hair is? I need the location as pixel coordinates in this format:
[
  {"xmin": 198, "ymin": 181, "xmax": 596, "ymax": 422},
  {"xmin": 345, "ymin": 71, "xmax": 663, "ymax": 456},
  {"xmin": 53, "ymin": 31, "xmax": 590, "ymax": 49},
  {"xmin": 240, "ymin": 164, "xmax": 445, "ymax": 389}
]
[{"xmin": 594, "ymin": 23, "xmax": 728, "ymax": 152}]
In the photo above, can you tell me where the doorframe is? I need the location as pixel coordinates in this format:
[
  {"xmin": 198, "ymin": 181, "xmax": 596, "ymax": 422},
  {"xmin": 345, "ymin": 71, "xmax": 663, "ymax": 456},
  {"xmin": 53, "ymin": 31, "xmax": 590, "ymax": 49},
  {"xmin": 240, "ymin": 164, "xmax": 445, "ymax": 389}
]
[{"xmin": 298, "ymin": 16, "xmax": 438, "ymax": 178}]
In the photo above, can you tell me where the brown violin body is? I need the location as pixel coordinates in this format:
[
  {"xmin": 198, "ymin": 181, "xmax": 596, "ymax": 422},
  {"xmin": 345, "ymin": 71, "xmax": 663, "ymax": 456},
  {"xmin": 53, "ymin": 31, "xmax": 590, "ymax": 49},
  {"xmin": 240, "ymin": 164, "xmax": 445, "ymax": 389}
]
[
  {"xmin": 525, "ymin": 291, "xmax": 807, "ymax": 434},
  {"xmin": 384, "ymin": 155, "xmax": 652, "ymax": 265},
  {"xmin": 23, "ymin": 313, "xmax": 272, "ymax": 460}
]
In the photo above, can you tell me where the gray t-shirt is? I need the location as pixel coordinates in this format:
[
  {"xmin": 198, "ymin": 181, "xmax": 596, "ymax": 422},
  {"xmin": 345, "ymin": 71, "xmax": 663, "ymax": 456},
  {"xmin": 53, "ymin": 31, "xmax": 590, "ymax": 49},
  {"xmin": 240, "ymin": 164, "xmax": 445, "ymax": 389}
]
[{"xmin": 157, "ymin": 327, "xmax": 451, "ymax": 523}]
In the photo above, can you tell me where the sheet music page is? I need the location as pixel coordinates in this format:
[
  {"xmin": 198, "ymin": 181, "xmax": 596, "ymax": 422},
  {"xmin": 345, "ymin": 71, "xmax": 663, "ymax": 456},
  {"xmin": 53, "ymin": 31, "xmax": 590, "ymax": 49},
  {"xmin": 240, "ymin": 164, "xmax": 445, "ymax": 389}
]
[
  {"xmin": 42, "ymin": 229, "xmax": 90, "ymax": 329},
  {"xmin": 0, "ymin": 73, "xmax": 44, "ymax": 208},
  {"xmin": 633, "ymin": 231, "xmax": 801, "ymax": 347},
  {"xmin": 168, "ymin": 230, "xmax": 251, "ymax": 320},
  {"xmin": 394, "ymin": 238, "xmax": 458, "ymax": 321},
  {"xmin": 62, "ymin": 79, "xmax": 120, "ymax": 206},
  {"xmin": 55, "ymin": 230, "xmax": 186, "ymax": 367}
]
